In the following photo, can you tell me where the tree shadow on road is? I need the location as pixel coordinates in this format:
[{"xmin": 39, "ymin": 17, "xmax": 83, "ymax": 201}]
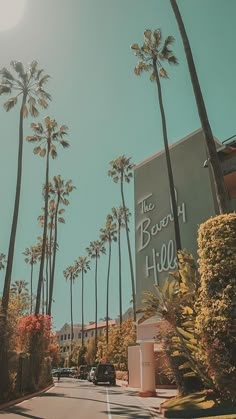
[
  {"xmin": 0, "ymin": 405, "xmax": 43, "ymax": 419},
  {"xmin": 42, "ymin": 393, "xmax": 152, "ymax": 418}
]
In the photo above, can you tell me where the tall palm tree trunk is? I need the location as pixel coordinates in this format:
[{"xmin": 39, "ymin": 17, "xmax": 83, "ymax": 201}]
[
  {"xmin": 35, "ymin": 146, "xmax": 50, "ymax": 314},
  {"xmin": 118, "ymin": 227, "xmax": 122, "ymax": 326},
  {"xmin": 30, "ymin": 262, "xmax": 34, "ymax": 314},
  {"xmin": 47, "ymin": 196, "xmax": 59, "ymax": 316},
  {"xmin": 153, "ymin": 60, "xmax": 182, "ymax": 251},
  {"xmin": 42, "ymin": 278, "xmax": 45, "ymax": 315},
  {"xmin": 170, "ymin": 0, "xmax": 228, "ymax": 214},
  {"xmin": 2, "ymin": 94, "xmax": 26, "ymax": 313},
  {"xmin": 49, "ymin": 221, "xmax": 53, "ymax": 283},
  {"xmin": 106, "ymin": 241, "xmax": 112, "ymax": 344},
  {"xmin": 94, "ymin": 257, "xmax": 98, "ymax": 354},
  {"xmin": 120, "ymin": 180, "xmax": 136, "ymax": 322},
  {"xmin": 0, "ymin": 95, "xmax": 26, "ymax": 396},
  {"xmin": 45, "ymin": 256, "xmax": 49, "ymax": 313},
  {"xmin": 81, "ymin": 270, "xmax": 84, "ymax": 347},
  {"xmin": 70, "ymin": 274, "xmax": 74, "ymax": 354}
]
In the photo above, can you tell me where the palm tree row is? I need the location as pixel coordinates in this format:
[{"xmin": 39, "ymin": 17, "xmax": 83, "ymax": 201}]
[
  {"xmin": 63, "ymin": 200, "xmax": 132, "ymax": 358},
  {"xmin": 0, "ymin": 60, "xmax": 76, "ymax": 394}
]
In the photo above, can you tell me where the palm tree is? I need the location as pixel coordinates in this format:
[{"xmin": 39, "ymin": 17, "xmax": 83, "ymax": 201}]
[
  {"xmin": 131, "ymin": 30, "xmax": 182, "ymax": 253},
  {"xmin": 37, "ymin": 203, "xmax": 59, "ymax": 312},
  {"xmin": 108, "ymin": 155, "xmax": 137, "ymax": 322},
  {"xmin": 100, "ymin": 214, "xmax": 117, "ymax": 344},
  {"xmin": 75, "ymin": 256, "xmax": 90, "ymax": 347},
  {"xmin": 23, "ymin": 245, "xmax": 39, "ymax": 313},
  {"xmin": 86, "ymin": 240, "xmax": 106, "ymax": 353},
  {"xmin": 0, "ymin": 61, "xmax": 50, "ymax": 395},
  {"xmin": 63, "ymin": 265, "xmax": 78, "ymax": 353},
  {"xmin": 0, "ymin": 253, "xmax": 7, "ymax": 273},
  {"xmin": 47, "ymin": 176, "xmax": 75, "ymax": 316},
  {"xmin": 111, "ymin": 206, "xmax": 129, "ymax": 326},
  {"xmin": 10, "ymin": 279, "xmax": 29, "ymax": 298},
  {"xmin": 27, "ymin": 117, "xmax": 70, "ymax": 314},
  {"xmin": 0, "ymin": 61, "xmax": 50, "ymax": 317},
  {"xmin": 170, "ymin": 0, "xmax": 228, "ymax": 214}
]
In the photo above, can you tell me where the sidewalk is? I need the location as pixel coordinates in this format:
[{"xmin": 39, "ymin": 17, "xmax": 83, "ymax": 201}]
[{"xmin": 116, "ymin": 380, "xmax": 177, "ymax": 418}]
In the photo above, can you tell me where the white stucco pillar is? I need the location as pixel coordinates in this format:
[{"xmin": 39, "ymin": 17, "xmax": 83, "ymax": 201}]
[{"xmin": 139, "ymin": 342, "xmax": 156, "ymax": 396}]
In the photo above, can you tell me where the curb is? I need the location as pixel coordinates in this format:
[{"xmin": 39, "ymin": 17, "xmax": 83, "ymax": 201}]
[{"xmin": 0, "ymin": 383, "xmax": 54, "ymax": 411}]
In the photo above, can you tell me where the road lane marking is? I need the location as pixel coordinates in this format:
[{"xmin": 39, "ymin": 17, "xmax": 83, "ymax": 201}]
[{"xmin": 106, "ymin": 387, "xmax": 112, "ymax": 419}]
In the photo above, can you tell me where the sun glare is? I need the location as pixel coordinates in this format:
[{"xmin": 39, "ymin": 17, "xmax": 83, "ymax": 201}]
[{"xmin": 0, "ymin": 0, "xmax": 27, "ymax": 32}]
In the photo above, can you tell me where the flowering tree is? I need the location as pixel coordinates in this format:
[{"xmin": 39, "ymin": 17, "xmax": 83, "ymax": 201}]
[{"xmin": 18, "ymin": 314, "xmax": 52, "ymax": 353}]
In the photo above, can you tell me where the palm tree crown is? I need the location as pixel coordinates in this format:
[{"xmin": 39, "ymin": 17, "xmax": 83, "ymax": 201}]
[
  {"xmin": 0, "ymin": 60, "xmax": 51, "ymax": 115},
  {"xmin": 131, "ymin": 29, "xmax": 178, "ymax": 80},
  {"xmin": 86, "ymin": 240, "xmax": 106, "ymax": 259},
  {"xmin": 26, "ymin": 116, "xmax": 69, "ymax": 157},
  {"xmin": 75, "ymin": 256, "xmax": 90, "ymax": 274},
  {"xmin": 108, "ymin": 155, "xmax": 135, "ymax": 185}
]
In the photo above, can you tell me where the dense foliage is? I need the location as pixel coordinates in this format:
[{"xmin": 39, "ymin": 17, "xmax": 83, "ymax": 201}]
[
  {"xmin": 97, "ymin": 319, "xmax": 136, "ymax": 370},
  {"xmin": 196, "ymin": 214, "xmax": 236, "ymax": 400}
]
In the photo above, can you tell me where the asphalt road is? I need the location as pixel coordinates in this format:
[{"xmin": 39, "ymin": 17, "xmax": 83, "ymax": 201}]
[{"xmin": 0, "ymin": 378, "xmax": 154, "ymax": 419}]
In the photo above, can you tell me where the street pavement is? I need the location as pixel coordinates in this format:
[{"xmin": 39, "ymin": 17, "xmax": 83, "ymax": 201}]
[{"xmin": 0, "ymin": 377, "xmax": 177, "ymax": 418}]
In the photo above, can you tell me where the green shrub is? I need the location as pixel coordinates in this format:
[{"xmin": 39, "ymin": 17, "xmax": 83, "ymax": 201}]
[{"xmin": 196, "ymin": 214, "xmax": 236, "ymax": 400}]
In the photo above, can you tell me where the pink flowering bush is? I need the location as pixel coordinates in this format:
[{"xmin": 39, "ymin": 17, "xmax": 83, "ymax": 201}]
[{"xmin": 18, "ymin": 314, "xmax": 52, "ymax": 353}]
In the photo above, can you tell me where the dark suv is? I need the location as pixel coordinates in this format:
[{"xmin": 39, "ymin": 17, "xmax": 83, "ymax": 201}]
[{"xmin": 93, "ymin": 363, "xmax": 116, "ymax": 386}]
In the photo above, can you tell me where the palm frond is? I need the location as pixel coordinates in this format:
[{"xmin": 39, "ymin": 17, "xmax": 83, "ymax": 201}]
[
  {"xmin": 36, "ymin": 87, "xmax": 52, "ymax": 101},
  {"xmin": 60, "ymin": 139, "xmax": 69, "ymax": 148},
  {"xmin": 0, "ymin": 67, "xmax": 15, "ymax": 81},
  {"xmin": 40, "ymin": 148, "xmax": 46, "ymax": 157},
  {"xmin": 37, "ymin": 98, "xmax": 48, "ymax": 109},
  {"xmin": 0, "ymin": 84, "xmax": 11, "ymax": 95},
  {"xmin": 11, "ymin": 61, "xmax": 25, "ymax": 80},
  {"xmin": 26, "ymin": 135, "xmax": 41, "ymax": 143},
  {"xmin": 4, "ymin": 97, "xmax": 17, "ymax": 111},
  {"xmin": 31, "ymin": 122, "xmax": 44, "ymax": 134},
  {"xmin": 38, "ymin": 74, "xmax": 50, "ymax": 87},
  {"xmin": 168, "ymin": 55, "xmax": 178, "ymax": 65},
  {"xmin": 50, "ymin": 149, "xmax": 57, "ymax": 159},
  {"xmin": 33, "ymin": 146, "xmax": 41, "ymax": 155}
]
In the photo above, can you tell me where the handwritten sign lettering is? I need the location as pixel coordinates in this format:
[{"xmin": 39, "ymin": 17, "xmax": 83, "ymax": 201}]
[{"xmin": 136, "ymin": 189, "xmax": 187, "ymax": 281}]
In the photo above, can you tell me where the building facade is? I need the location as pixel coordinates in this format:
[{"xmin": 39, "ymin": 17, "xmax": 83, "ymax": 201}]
[
  {"xmin": 129, "ymin": 129, "xmax": 236, "ymax": 394},
  {"xmin": 56, "ymin": 320, "xmax": 117, "ymax": 357}
]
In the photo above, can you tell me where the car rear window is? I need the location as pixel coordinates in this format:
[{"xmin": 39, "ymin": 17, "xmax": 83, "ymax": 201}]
[{"xmin": 98, "ymin": 364, "xmax": 115, "ymax": 373}]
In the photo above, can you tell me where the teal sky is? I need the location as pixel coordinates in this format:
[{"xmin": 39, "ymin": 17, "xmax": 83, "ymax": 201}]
[{"xmin": 0, "ymin": 0, "xmax": 235, "ymax": 330}]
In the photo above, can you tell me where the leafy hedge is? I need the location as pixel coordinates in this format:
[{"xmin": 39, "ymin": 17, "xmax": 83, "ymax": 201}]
[{"xmin": 196, "ymin": 213, "xmax": 236, "ymax": 400}]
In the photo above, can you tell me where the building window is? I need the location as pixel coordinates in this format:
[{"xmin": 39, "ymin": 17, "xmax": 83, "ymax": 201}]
[
  {"xmin": 63, "ymin": 347, "xmax": 66, "ymax": 352},
  {"xmin": 64, "ymin": 334, "xmax": 67, "ymax": 340},
  {"xmin": 85, "ymin": 332, "xmax": 88, "ymax": 337},
  {"xmin": 91, "ymin": 331, "xmax": 94, "ymax": 337},
  {"xmin": 60, "ymin": 335, "xmax": 63, "ymax": 341},
  {"xmin": 78, "ymin": 333, "xmax": 81, "ymax": 339},
  {"xmin": 68, "ymin": 334, "xmax": 70, "ymax": 340}
]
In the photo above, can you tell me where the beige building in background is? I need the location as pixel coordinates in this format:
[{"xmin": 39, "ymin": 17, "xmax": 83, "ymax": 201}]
[{"xmin": 57, "ymin": 319, "xmax": 117, "ymax": 357}]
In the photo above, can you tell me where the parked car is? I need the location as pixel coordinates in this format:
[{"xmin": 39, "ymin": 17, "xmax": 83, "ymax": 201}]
[
  {"xmin": 87, "ymin": 366, "xmax": 96, "ymax": 382},
  {"xmin": 78, "ymin": 365, "xmax": 89, "ymax": 379},
  {"xmin": 93, "ymin": 363, "xmax": 116, "ymax": 386}
]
